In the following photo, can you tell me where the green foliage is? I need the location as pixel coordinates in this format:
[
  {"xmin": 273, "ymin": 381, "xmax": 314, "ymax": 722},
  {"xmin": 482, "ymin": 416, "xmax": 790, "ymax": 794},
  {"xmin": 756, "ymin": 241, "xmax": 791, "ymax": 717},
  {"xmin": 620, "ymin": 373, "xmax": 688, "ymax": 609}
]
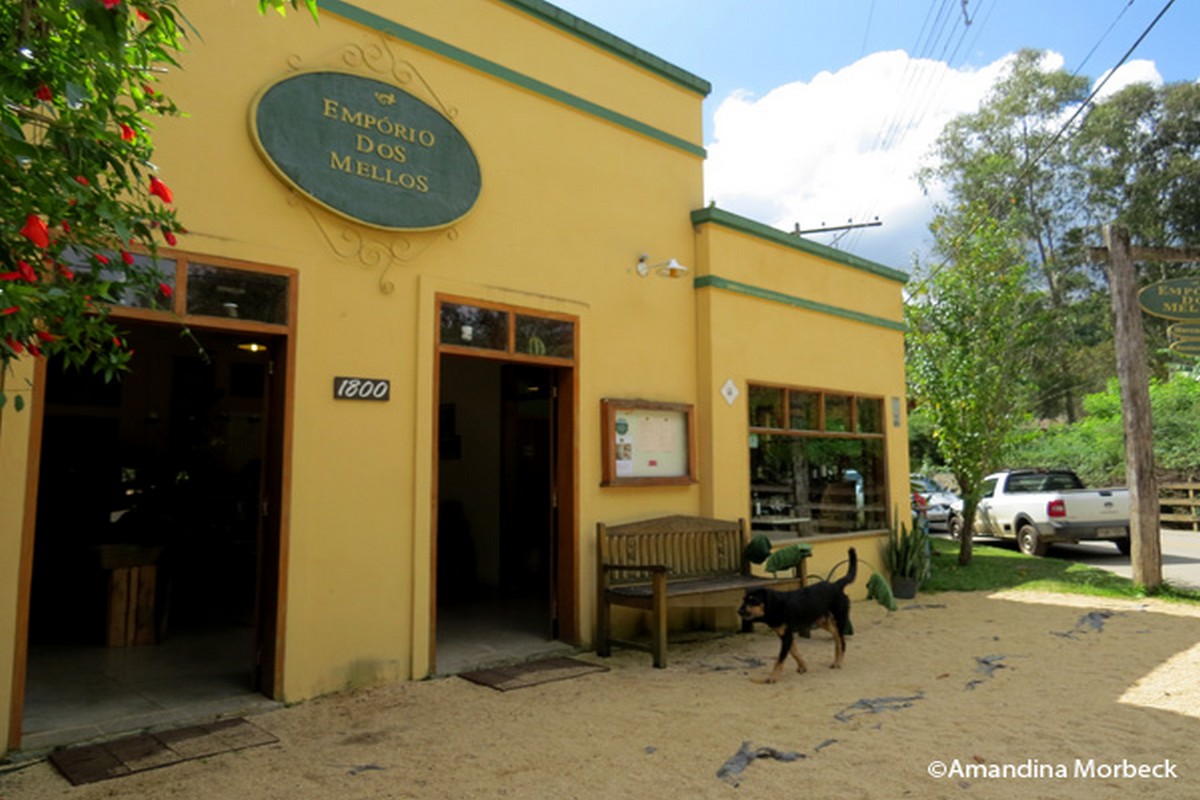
[
  {"xmin": 1, "ymin": 1, "xmax": 316, "ymax": 409},
  {"xmin": 1, "ymin": 0, "xmax": 187, "ymax": 385},
  {"xmin": 1004, "ymin": 372, "xmax": 1200, "ymax": 485},
  {"xmin": 883, "ymin": 514, "xmax": 930, "ymax": 582},
  {"xmin": 907, "ymin": 203, "xmax": 1039, "ymax": 563}
]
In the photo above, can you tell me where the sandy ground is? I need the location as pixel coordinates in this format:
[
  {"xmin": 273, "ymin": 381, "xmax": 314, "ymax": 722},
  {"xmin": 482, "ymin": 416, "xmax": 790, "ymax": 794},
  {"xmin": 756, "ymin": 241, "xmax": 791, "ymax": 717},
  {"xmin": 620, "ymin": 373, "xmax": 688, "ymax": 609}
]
[{"xmin": 3, "ymin": 589, "xmax": 1200, "ymax": 800}]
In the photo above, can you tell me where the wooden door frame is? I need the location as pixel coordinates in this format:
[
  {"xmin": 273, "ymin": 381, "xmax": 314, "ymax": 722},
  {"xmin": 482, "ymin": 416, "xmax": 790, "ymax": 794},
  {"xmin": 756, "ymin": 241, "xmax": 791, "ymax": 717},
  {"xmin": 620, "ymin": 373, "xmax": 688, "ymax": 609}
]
[
  {"xmin": 7, "ymin": 253, "xmax": 296, "ymax": 750},
  {"xmin": 430, "ymin": 296, "xmax": 579, "ymax": 672}
]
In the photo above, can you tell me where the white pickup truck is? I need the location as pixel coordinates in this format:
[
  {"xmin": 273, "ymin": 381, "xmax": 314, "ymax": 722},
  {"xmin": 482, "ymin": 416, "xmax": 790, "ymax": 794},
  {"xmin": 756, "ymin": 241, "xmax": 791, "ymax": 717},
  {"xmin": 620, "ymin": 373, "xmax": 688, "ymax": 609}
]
[{"xmin": 970, "ymin": 469, "xmax": 1131, "ymax": 556}]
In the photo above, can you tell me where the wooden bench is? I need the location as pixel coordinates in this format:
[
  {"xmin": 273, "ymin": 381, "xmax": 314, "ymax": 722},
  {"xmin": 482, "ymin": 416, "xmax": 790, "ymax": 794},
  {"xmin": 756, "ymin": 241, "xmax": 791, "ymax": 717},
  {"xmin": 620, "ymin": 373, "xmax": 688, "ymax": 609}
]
[{"xmin": 596, "ymin": 514, "xmax": 807, "ymax": 668}]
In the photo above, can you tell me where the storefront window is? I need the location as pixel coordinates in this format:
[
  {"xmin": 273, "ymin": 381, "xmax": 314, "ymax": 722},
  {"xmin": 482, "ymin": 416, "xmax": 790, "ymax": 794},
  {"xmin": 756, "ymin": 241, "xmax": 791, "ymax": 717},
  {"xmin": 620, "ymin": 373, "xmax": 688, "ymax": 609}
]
[
  {"xmin": 439, "ymin": 303, "xmax": 508, "ymax": 350},
  {"xmin": 438, "ymin": 298, "xmax": 575, "ymax": 362},
  {"xmin": 825, "ymin": 395, "xmax": 852, "ymax": 432},
  {"xmin": 748, "ymin": 385, "xmax": 887, "ymax": 537},
  {"xmin": 749, "ymin": 386, "xmax": 784, "ymax": 429},
  {"xmin": 515, "ymin": 314, "xmax": 573, "ymax": 358},
  {"xmin": 789, "ymin": 391, "xmax": 818, "ymax": 430},
  {"xmin": 857, "ymin": 398, "xmax": 883, "ymax": 433},
  {"xmin": 60, "ymin": 247, "xmax": 176, "ymax": 310},
  {"xmin": 187, "ymin": 263, "xmax": 289, "ymax": 324}
]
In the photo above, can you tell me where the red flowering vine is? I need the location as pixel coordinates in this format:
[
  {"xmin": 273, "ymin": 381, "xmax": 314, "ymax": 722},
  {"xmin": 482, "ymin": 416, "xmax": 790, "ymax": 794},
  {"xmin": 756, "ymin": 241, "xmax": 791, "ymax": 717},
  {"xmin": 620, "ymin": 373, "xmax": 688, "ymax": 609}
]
[
  {"xmin": 19, "ymin": 215, "xmax": 50, "ymax": 248},
  {"xmin": 149, "ymin": 176, "xmax": 174, "ymax": 203}
]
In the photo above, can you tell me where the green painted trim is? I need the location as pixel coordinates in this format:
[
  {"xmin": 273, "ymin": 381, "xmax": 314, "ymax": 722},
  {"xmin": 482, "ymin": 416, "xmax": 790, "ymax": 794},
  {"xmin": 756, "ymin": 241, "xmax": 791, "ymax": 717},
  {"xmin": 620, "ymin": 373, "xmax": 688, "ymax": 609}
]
[
  {"xmin": 496, "ymin": 0, "xmax": 711, "ymax": 97},
  {"xmin": 321, "ymin": 0, "xmax": 706, "ymax": 158},
  {"xmin": 695, "ymin": 274, "xmax": 908, "ymax": 333},
  {"xmin": 691, "ymin": 206, "xmax": 909, "ymax": 284}
]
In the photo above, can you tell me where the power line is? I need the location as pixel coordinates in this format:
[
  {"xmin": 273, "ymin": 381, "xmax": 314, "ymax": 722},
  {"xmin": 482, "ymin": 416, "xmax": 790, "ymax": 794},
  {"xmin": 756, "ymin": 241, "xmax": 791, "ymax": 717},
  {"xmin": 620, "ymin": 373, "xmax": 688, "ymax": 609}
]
[{"xmin": 915, "ymin": 0, "xmax": 1178, "ymax": 285}]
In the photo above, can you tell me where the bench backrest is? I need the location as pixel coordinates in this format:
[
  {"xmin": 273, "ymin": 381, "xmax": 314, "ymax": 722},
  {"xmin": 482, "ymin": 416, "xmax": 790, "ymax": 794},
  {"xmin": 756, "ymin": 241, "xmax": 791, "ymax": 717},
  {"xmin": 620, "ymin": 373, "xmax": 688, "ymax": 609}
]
[{"xmin": 597, "ymin": 515, "xmax": 748, "ymax": 585}]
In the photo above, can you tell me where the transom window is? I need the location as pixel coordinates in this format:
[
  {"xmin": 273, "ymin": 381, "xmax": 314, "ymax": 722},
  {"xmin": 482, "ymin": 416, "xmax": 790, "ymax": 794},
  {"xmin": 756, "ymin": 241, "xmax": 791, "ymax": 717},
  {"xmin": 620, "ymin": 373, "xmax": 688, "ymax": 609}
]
[
  {"xmin": 64, "ymin": 249, "xmax": 293, "ymax": 329},
  {"xmin": 438, "ymin": 297, "xmax": 575, "ymax": 362},
  {"xmin": 748, "ymin": 384, "xmax": 887, "ymax": 537}
]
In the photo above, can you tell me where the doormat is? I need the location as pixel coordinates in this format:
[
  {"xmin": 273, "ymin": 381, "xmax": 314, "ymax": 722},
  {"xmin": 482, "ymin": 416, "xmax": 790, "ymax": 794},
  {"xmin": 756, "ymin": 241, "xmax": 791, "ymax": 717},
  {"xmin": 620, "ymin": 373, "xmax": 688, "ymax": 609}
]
[
  {"xmin": 458, "ymin": 656, "xmax": 609, "ymax": 692},
  {"xmin": 48, "ymin": 718, "xmax": 277, "ymax": 786}
]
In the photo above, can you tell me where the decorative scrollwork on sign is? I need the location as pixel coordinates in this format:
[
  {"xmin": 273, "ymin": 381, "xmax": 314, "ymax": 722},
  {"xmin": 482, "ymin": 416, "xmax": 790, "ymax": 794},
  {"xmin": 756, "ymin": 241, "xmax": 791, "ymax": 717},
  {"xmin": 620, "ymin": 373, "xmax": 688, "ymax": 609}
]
[
  {"xmin": 264, "ymin": 39, "xmax": 471, "ymax": 290},
  {"xmin": 291, "ymin": 194, "xmax": 458, "ymax": 295},
  {"xmin": 331, "ymin": 40, "xmax": 458, "ymax": 119}
]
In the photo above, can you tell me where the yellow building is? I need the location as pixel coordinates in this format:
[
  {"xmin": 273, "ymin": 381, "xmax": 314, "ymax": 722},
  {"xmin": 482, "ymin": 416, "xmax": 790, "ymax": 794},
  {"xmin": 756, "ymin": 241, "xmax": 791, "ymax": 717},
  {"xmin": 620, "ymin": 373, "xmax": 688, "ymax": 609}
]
[{"xmin": 0, "ymin": 0, "xmax": 909, "ymax": 754}]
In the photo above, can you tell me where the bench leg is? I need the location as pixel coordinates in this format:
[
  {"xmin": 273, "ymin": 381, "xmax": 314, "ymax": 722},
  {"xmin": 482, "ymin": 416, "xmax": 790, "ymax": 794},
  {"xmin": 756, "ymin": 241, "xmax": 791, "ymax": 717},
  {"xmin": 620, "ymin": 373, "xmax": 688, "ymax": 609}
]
[
  {"xmin": 597, "ymin": 593, "xmax": 611, "ymax": 658},
  {"xmin": 651, "ymin": 572, "xmax": 667, "ymax": 668}
]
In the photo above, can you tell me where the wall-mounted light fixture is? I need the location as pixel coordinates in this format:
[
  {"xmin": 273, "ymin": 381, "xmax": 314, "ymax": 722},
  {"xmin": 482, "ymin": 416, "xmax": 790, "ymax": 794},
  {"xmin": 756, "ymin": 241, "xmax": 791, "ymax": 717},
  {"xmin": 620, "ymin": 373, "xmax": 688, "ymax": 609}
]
[{"xmin": 635, "ymin": 254, "xmax": 690, "ymax": 279}]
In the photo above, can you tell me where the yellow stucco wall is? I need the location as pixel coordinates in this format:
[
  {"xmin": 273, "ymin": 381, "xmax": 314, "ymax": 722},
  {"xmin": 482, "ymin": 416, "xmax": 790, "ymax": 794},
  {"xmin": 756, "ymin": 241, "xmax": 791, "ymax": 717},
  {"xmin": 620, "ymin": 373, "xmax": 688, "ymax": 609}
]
[
  {"xmin": 0, "ymin": 0, "xmax": 909, "ymax": 753},
  {"xmin": 152, "ymin": 0, "xmax": 708, "ymax": 699},
  {"xmin": 693, "ymin": 213, "xmax": 910, "ymax": 593}
]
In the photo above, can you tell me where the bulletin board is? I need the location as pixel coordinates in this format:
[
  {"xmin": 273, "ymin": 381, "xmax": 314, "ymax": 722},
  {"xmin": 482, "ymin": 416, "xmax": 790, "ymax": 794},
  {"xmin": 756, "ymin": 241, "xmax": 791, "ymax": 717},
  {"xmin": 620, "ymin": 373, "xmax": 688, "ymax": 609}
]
[{"xmin": 600, "ymin": 399, "xmax": 697, "ymax": 486}]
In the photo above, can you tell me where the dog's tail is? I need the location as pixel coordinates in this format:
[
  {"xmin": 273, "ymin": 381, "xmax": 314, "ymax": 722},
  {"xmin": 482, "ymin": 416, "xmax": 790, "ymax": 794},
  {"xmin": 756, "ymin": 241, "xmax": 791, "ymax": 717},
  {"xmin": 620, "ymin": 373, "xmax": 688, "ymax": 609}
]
[{"xmin": 836, "ymin": 547, "xmax": 858, "ymax": 588}]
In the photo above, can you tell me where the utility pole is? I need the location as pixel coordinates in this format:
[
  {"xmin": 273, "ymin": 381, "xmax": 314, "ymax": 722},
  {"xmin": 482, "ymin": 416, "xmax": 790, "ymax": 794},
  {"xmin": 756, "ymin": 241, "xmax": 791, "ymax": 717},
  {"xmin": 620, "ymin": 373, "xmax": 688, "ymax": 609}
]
[{"xmin": 1099, "ymin": 225, "xmax": 1161, "ymax": 590}]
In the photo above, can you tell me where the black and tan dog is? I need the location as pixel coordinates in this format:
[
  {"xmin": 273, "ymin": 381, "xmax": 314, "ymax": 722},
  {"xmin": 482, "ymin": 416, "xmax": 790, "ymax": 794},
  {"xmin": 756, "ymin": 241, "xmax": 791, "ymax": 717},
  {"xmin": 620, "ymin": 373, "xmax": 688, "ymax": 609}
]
[{"xmin": 737, "ymin": 548, "xmax": 857, "ymax": 683}]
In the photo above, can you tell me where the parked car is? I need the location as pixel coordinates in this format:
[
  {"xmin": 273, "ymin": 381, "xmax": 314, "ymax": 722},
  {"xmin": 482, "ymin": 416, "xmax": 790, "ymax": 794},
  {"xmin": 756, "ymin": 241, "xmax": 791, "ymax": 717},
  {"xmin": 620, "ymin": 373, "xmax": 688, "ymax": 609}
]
[
  {"xmin": 969, "ymin": 468, "xmax": 1131, "ymax": 556},
  {"xmin": 910, "ymin": 474, "xmax": 962, "ymax": 535}
]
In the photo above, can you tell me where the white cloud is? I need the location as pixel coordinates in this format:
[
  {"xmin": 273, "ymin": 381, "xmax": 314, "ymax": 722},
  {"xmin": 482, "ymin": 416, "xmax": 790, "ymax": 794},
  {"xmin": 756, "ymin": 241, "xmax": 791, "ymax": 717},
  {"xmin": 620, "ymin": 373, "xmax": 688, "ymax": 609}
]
[
  {"xmin": 1092, "ymin": 58, "xmax": 1163, "ymax": 101},
  {"xmin": 703, "ymin": 50, "xmax": 1022, "ymax": 269}
]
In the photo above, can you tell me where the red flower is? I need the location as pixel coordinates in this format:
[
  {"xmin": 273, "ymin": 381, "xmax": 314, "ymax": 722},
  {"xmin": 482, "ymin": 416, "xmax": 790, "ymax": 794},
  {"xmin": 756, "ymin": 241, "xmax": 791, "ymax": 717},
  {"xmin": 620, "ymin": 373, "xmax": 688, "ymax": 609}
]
[
  {"xmin": 34, "ymin": 84, "xmax": 52, "ymax": 102},
  {"xmin": 59, "ymin": 264, "xmax": 75, "ymax": 281},
  {"xmin": 28, "ymin": 344, "xmax": 42, "ymax": 358},
  {"xmin": 136, "ymin": 10, "xmax": 150, "ymax": 22},
  {"xmin": 35, "ymin": 331, "xmax": 56, "ymax": 343},
  {"xmin": 19, "ymin": 215, "xmax": 49, "ymax": 248},
  {"xmin": 101, "ymin": 0, "xmax": 120, "ymax": 9},
  {"xmin": 149, "ymin": 176, "xmax": 173, "ymax": 203},
  {"xmin": 112, "ymin": 336, "xmax": 122, "ymax": 347},
  {"xmin": 5, "ymin": 338, "xmax": 23, "ymax": 354},
  {"xmin": 61, "ymin": 221, "xmax": 71, "ymax": 234},
  {"xmin": 163, "ymin": 229, "xmax": 178, "ymax": 246},
  {"xmin": 120, "ymin": 123, "xmax": 136, "ymax": 142},
  {"xmin": 0, "ymin": 272, "xmax": 18, "ymax": 281},
  {"xmin": 142, "ymin": 84, "xmax": 155, "ymax": 97},
  {"xmin": 94, "ymin": 253, "xmax": 110, "ymax": 265},
  {"xmin": 121, "ymin": 250, "xmax": 135, "ymax": 266},
  {"xmin": 1, "ymin": 307, "xmax": 19, "ymax": 316},
  {"xmin": 159, "ymin": 282, "xmax": 173, "ymax": 298},
  {"xmin": 17, "ymin": 260, "xmax": 37, "ymax": 282}
]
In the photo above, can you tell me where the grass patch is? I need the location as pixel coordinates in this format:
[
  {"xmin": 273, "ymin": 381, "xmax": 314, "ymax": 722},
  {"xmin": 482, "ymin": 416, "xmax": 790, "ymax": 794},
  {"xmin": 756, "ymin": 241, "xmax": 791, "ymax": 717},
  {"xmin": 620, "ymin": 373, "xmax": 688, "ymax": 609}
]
[{"xmin": 923, "ymin": 537, "xmax": 1200, "ymax": 604}]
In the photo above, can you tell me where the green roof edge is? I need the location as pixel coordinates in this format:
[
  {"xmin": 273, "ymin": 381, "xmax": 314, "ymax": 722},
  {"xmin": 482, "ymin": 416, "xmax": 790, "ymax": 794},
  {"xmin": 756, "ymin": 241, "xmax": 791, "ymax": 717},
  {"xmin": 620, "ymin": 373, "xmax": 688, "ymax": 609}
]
[
  {"xmin": 497, "ymin": 0, "xmax": 712, "ymax": 96},
  {"xmin": 691, "ymin": 206, "xmax": 910, "ymax": 284}
]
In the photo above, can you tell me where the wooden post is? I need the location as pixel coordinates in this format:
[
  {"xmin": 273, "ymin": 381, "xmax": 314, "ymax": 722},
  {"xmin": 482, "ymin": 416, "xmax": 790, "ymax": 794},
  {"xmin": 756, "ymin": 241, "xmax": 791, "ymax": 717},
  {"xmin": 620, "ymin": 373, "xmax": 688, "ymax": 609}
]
[{"xmin": 1104, "ymin": 224, "xmax": 1162, "ymax": 591}]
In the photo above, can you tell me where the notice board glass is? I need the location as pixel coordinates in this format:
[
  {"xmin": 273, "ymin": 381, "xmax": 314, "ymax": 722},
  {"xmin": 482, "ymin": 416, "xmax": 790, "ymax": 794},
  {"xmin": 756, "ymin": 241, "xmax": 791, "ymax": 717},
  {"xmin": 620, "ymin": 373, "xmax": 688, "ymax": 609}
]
[{"xmin": 601, "ymin": 399, "xmax": 696, "ymax": 486}]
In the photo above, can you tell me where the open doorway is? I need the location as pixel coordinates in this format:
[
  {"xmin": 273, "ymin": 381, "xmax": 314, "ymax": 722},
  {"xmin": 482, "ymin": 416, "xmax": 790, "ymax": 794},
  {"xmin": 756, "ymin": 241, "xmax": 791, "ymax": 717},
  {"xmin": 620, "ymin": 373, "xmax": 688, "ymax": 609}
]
[
  {"xmin": 435, "ymin": 355, "xmax": 566, "ymax": 672},
  {"xmin": 21, "ymin": 320, "xmax": 285, "ymax": 749}
]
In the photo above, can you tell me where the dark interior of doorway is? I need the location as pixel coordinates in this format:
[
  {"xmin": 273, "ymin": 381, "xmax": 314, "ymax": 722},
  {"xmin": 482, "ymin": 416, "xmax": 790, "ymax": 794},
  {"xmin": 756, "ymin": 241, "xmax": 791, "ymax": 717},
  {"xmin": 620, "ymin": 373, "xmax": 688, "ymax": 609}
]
[
  {"xmin": 24, "ymin": 320, "xmax": 281, "ymax": 747},
  {"xmin": 436, "ymin": 356, "xmax": 560, "ymax": 673}
]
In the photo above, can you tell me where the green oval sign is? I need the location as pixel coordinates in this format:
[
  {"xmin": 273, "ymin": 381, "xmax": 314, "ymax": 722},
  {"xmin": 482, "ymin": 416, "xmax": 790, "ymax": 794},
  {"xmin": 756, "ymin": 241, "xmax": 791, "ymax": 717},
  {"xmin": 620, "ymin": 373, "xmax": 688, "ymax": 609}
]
[
  {"xmin": 251, "ymin": 71, "xmax": 481, "ymax": 230},
  {"xmin": 1139, "ymin": 278, "xmax": 1200, "ymax": 321},
  {"xmin": 1170, "ymin": 340, "xmax": 1200, "ymax": 356},
  {"xmin": 1169, "ymin": 323, "xmax": 1200, "ymax": 340}
]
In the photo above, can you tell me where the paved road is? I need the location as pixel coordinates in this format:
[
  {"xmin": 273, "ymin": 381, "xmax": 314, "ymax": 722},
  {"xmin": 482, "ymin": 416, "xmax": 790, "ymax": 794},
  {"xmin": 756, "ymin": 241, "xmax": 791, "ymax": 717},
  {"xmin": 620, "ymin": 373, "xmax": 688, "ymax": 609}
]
[
  {"xmin": 946, "ymin": 528, "xmax": 1200, "ymax": 589},
  {"xmin": 1032, "ymin": 529, "xmax": 1200, "ymax": 590}
]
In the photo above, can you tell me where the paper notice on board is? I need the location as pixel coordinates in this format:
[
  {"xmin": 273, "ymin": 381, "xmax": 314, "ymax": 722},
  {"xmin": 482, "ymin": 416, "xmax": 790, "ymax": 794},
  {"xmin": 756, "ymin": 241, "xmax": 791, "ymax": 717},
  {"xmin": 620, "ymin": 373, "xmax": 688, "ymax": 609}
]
[
  {"xmin": 614, "ymin": 413, "xmax": 635, "ymax": 476},
  {"xmin": 638, "ymin": 414, "xmax": 679, "ymax": 454}
]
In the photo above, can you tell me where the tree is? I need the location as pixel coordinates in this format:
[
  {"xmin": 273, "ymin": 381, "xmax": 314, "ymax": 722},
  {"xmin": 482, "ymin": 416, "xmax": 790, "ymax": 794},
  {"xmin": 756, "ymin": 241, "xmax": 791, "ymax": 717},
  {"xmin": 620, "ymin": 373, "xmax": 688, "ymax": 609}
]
[
  {"xmin": 906, "ymin": 204, "xmax": 1039, "ymax": 565},
  {"xmin": 0, "ymin": 0, "xmax": 315, "ymax": 411},
  {"xmin": 918, "ymin": 49, "xmax": 1095, "ymax": 423}
]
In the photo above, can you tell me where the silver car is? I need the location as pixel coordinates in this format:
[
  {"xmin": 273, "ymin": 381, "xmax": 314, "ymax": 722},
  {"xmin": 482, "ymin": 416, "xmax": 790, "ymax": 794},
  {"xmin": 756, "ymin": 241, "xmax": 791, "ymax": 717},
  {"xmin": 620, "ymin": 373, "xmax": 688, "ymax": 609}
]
[{"xmin": 911, "ymin": 474, "xmax": 963, "ymax": 535}]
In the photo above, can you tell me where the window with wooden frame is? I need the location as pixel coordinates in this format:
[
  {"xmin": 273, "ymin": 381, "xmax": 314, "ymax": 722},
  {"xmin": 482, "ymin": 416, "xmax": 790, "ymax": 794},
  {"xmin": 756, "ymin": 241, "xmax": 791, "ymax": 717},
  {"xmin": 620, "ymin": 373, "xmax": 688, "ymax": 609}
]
[
  {"xmin": 437, "ymin": 296, "xmax": 576, "ymax": 362},
  {"xmin": 748, "ymin": 384, "xmax": 887, "ymax": 537},
  {"xmin": 64, "ymin": 248, "xmax": 295, "ymax": 332}
]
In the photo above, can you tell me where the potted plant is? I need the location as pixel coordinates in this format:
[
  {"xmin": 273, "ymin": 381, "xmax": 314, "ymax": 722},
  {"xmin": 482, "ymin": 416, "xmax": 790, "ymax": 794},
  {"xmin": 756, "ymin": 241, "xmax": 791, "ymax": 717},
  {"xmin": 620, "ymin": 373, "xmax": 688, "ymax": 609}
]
[{"xmin": 883, "ymin": 515, "xmax": 930, "ymax": 599}]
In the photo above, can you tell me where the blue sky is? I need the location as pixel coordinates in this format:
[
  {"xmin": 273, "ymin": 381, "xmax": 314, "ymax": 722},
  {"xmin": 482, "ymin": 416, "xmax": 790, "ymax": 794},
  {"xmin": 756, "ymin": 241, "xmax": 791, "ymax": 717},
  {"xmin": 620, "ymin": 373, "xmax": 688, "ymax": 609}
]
[{"xmin": 552, "ymin": 1, "xmax": 1200, "ymax": 269}]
